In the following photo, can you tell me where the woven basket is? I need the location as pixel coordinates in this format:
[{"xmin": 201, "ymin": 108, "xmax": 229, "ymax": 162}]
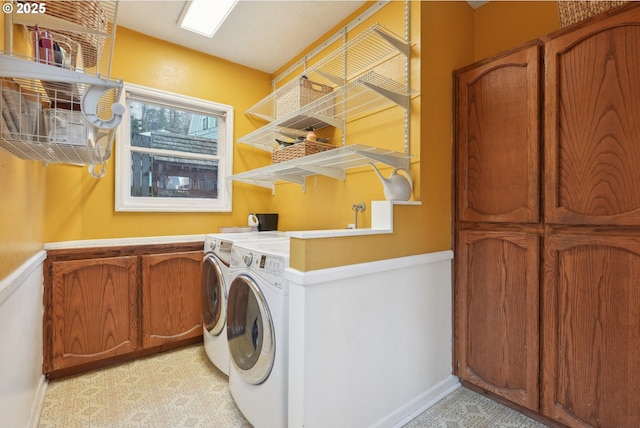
[
  {"xmin": 557, "ymin": 1, "xmax": 628, "ymax": 27},
  {"xmin": 275, "ymin": 78, "xmax": 333, "ymax": 119},
  {"xmin": 44, "ymin": 1, "xmax": 107, "ymax": 68},
  {"xmin": 272, "ymin": 140, "xmax": 335, "ymax": 164}
]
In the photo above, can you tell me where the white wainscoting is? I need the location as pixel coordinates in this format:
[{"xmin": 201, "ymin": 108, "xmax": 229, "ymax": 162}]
[
  {"xmin": 286, "ymin": 250, "xmax": 459, "ymax": 428},
  {"xmin": 0, "ymin": 251, "xmax": 47, "ymax": 428}
]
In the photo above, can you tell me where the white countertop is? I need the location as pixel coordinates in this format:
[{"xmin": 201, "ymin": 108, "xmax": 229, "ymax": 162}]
[
  {"xmin": 287, "ymin": 227, "xmax": 392, "ymax": 239},
  {"xmin": 43, "ymin": 234, "xmax": 206, "ymax": 250}
]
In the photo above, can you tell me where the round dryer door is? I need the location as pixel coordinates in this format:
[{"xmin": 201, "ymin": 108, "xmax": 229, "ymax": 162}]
[
  {"xmin": 201, "ymin": 254, "xmax": 226, "ymax": 336},
  {"xmin": 227, "ymin": 274, "xmax": 275, "ymax": 385}
]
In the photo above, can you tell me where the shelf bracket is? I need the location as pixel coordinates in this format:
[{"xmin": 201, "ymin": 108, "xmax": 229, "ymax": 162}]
[
  {"xmin": 314, "ymin": 69, "xmax": 345, "ymax": 87},
  {"xmin": 359, "ymin": 80, "xmax": 409, "ymax": 110},
  {"xmin": 81, "ymin": 85, "xmax": 125, "ymax": 129},
  {"xmin": 374, "ymin": 27, "xmax": 410, "ymax": 58},
  {"xmin": 270, "ymin": 172, "xmax": 305, "ymax": 186},
  {"xmin": 298, "ymin": 164, "xmax": 345, "ymax": 180},
  {"xmin": 302, "ymin": 113, "xmax": 343, "ymax": 129},
  {"xmin": 354, "ymin": 149, "xmax": 410, "ymax": 170}
]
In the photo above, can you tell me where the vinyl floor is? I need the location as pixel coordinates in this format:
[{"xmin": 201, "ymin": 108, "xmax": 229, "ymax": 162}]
[{"xmin": 38, "ymin": 344, "xmax": 548, "ymax": 428}]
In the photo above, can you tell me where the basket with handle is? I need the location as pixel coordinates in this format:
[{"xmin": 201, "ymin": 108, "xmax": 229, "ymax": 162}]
[
  {"xmin": 44, "ymin": 0, "xmax": 109, "ymax": 68},
  {"xmin": 272, "ymin": 140, "xmax": 335, "ymax": 164},
  {"xmin": 275, "ymin": 77, "xmax": 333, "ymax": 119}
]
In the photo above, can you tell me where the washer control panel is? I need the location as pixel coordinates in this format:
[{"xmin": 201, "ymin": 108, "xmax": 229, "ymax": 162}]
[{"xmin": 231, "ymin": 246, "xmax": 288, "ymax": 290}]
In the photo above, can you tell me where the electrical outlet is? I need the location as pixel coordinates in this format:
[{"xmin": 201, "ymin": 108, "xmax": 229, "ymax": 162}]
[{"xmin": 347, "ymin": 223, "xmax": 356, "ymax": 229}]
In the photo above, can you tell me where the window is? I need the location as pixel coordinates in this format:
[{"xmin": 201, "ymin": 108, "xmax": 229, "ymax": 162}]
[{"xmin": 115, "ymin": 83, "xmax": 233, "ymax": 212}]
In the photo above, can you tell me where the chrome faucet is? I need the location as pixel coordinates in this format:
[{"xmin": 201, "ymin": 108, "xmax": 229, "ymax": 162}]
[{"xmin": 352, "ymin": 202, "xmax": 366, "ymax": 229}]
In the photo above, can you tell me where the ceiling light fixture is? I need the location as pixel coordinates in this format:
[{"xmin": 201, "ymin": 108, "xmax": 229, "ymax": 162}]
[{"xmin": 178, "ymin": 0, "xmax": 239, "ymax": 38}]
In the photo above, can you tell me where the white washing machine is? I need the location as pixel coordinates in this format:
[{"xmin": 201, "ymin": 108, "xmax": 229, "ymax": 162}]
[
  {"xmin": 201, "ymin": 232, "xmax": 285, "ymax": 375},
  {"xmin": 226, "ymin": 237, "xmax": 290, "ymax": 428}
]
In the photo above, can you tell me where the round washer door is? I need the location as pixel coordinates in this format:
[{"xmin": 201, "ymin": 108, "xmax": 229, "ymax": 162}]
[
  {"xmin": 227, "ymin": 273, "xmax": 275, "ymax": 385},
  {"xmin": 201, "ymin": 254, "xmax": 226, "ymax": 336}
]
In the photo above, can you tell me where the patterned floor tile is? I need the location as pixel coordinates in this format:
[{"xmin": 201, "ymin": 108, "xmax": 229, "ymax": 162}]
[{"xmin": 38, "ymin": 345, "xmax": 548, "ymax": 428}]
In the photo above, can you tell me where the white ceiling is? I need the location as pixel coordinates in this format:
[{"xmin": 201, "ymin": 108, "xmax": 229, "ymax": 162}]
[{"xmin": 117, "ymin": 0, "xmax": 368, "ymax": 74}]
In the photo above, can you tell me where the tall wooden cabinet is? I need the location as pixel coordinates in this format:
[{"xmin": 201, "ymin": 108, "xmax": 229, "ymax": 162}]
[
  {"xmin": 454, "ymin": 4, "xmax": 640, "ymax": 428},
  {"xmin": 454, "ymin": 42, "xmax": 542, "ymax": 411},
  {"xmin": 541, "ymin": 6, "xmax": 640, "ymax": 427}
]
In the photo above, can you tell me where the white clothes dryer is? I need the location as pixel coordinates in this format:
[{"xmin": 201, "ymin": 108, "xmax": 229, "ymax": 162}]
[
  {"xmin": 226, "ymin": 238, "xmax": 290, "ymax": 428},
  {"xmin": 201, "ymin": 232, "xmax": 285, "ymax": 375}
]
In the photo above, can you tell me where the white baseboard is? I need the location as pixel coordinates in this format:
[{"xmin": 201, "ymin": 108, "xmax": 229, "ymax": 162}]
[
  {"xmin": 26, "ymin": 376, "xmax": 48, "ymax": 428},
  {"xmin": 372, "ymin": 375, "xmax": 461, "ymax": 428}
]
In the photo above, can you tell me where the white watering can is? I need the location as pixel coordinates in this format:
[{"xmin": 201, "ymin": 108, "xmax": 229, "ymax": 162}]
[{"xmin": 369, "ymin": 163, "xmax": 413, "ymax": 201}]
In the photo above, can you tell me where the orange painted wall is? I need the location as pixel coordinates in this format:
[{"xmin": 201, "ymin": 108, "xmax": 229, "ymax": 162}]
[
  {"xmin": 0, "ymin": 22, "xmax": 46, "ymax": 279},
  {"xmin": 473, "ymin": 1, "xmax": 560, "ymax": 61},
  {"xmin": 43, "ymin": 27, "xmax": 274, "ymax": 242},
  {"xmin": 268, "ymin": 1, "xmax": 422, "ymax": 233},
  {"xmin": 1, "ymin": 1, "xmax": 568, "ymax": 279}
]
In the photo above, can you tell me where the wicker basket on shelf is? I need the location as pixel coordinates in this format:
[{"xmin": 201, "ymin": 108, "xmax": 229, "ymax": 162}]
[
  {"xmin": 44, "ymin": 0, "xmax": 108, "ymax": 68},
  {"xmin": 275, "ymin": 78, "xmax": 333, "ymax": 119},
  {"xmin": 272, "ymin": 140, "xmax": 335, "ymax": 164},
  {"xmin": 557, "ymin": 1, "xmax": 628, "ymax": 27}
]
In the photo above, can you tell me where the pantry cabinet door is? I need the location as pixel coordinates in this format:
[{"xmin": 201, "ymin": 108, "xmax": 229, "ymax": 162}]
[
  {"xmin": 545, "ymin": 6, "xmax": 640, "ymax": 225},
  {"xmin": 455, "ymin": 230, "xmax": 539, "ymax": 411},
  {"xmin": 542, "ymin": 232, "xmax": 640, "ymax": 428},
  {"xmin": 455, "ymin": 43, "xmax": 541, "ymax": 224},
  {"xmin": 50, "ymin": 256, "xmax": 139, "ymax": 371},
  {"xmin": 141, "ymin": 251, "xmax": 203, "ymax": 348}
]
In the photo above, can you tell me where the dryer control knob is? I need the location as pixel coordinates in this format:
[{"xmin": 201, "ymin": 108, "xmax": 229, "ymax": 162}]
[
  {"xmin": 209, "ymin": 241, "xmax": 216, "ymax": 251},
  {"xmin": 243, "ymin": 253, "xmax": 253, "ymax": 266}
]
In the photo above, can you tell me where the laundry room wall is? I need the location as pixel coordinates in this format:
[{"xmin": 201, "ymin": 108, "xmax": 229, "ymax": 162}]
[
  {"xmin": 0, "ymin": 1, "xmax": 565, "ymax": 260},
  {"xmin": 473, "ymin": 1, "xmax": 560, "ymax": 61},
  {"xmin": 269, "ymin": 1, "xmax": 471, "ymax": 268},
  {"xmin": 42, "ymin": 27, "xmax": 275, "ymax": 242},
  {"xmin": 0, "ymin": 19, "xmax": 46, "ymax": 280}
]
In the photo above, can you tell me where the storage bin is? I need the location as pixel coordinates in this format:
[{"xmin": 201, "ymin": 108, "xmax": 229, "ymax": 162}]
[
  {"xmin": 272, "ymin": 139, "xmax": 335, "ymax": 164},
  {"xmin": 44, "ymin": 0, "xmax": 108, "ymax": 67},
  {"xmin": 0, "ymin": 79, "xmax": 44, "ymax": 142},
  {"xmin": 557, "ymin": 1, "xmax": 628, "ymax": 26},
  {"xmin": 44, "ymin": 109, "xmax": 88, "ymax": 146},
  {"xmin": 275, "ymin": 77, "xmax": 333, "ymax": 119}
]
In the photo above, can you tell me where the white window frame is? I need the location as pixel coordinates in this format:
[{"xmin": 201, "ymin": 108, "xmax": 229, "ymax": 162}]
[{"xmin": 115, "ymin": 83, "xmax": 233, "ymax": 212}]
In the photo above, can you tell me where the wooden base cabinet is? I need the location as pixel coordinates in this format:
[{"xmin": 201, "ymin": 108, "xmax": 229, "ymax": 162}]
[
  {"xmin": 455, "ymin": 230, "xmax": 540, "ymax": 411},
  {"xmin": 141, "ymin": 251, "xmax": 203, "ymax": 348},
  {"xmin": 49, "ymin": 256, "xmax": 139, "ymax": 372},
  {"xmin": 44, "ymin": 243, "xmax": 203, "ymax": 378},
  {"xmin": 542, "ymin": 232, "xmax": 640, "ymax": 428}
]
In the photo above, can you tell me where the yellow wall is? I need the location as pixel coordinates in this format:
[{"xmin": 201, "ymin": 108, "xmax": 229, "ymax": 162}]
[
  {"xmin": 0, "ymin": 1, "xmax": 567, "ymax": 279},
  {"xmin": 0, "ymin": 21, "xmax": 46, "ymax": 279},
  {"xmin": 43, "ymin": 28, "xmax": 275, "ymax": 241},
  {"xmin": 474, "ymin": 1, "xmax": 560, "ymax": 61},
  {"xmin": 270, "ymin": 1, "xmax": 420, "ymax": 232}
]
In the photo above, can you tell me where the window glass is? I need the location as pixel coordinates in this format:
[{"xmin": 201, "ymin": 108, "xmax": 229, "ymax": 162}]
[{"xmin": 115, "ymin": 84, "xmax": 233, "ymax": 212}]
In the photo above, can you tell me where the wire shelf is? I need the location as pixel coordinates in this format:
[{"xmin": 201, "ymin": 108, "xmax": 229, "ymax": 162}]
[
  {"xmin": 246, "ymin": 24, "xmax": 409, "ymax": 124},
  {"xmin": 1, "ymin": 1, "xmax": 123, "ymax": 177},
  {"xmin": 229, "ymin": 144, "xmax": 412, "ymax": 191},
  {"xmin": 238, "ymin": 71, "xmax": 416, "ymax": 152}
]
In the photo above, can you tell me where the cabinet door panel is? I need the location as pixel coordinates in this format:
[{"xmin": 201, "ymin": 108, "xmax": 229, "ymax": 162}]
[
  {"xmin": 456, "ymin": 44, "xmax": 541, "ymax": 224},
  {"xmin": 542, "ymin": 233, "xmax": 640, "ymax": 428},
  {"xmin": 455, "ymin": 230, "xmax": 539, "ymax": 410},
  {"xmin": 51, "ymin": 256, "xmax": 139, "ymax": 370},
  {"xmin": 141, "ymin": 251, "xmax": 203, "ymax": 348},
  {"xmin": 545, "ymin": 7, "xmax": 640, "ymax": 225}
]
